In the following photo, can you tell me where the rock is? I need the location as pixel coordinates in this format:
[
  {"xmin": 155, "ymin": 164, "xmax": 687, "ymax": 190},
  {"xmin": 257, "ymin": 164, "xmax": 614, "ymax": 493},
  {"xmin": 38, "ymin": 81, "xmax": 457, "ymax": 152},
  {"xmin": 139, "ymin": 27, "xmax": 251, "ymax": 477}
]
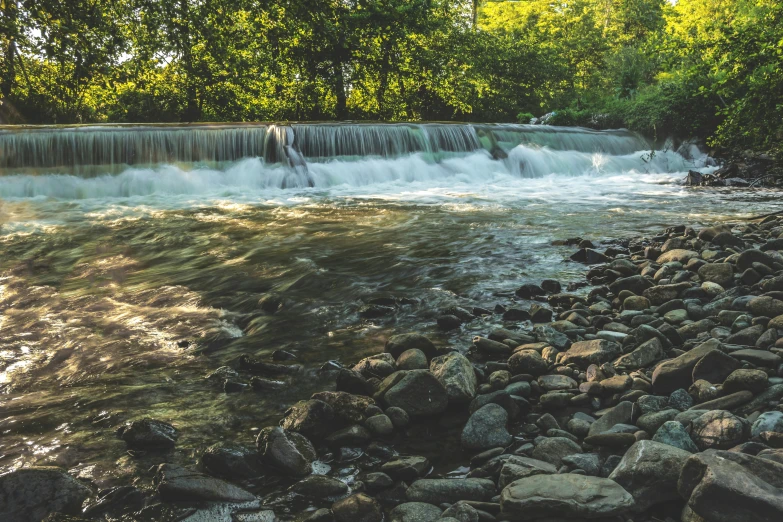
[
  {"xmin": 610, "ymin": 275, "xmax": 654, "ymax": 295},
  {"xmin": 678, "ymin": 450, "xmax": 783, "ymax": 522},
  {"xmin": 388, "ymin": 502, "xmax": 442, "ymax": 522},
  {"xmin": 117, "ymin": 418, "xmax": 178, "ymax": 449},
  {"xmin": 354, "ymin": 353, "xmax": 397, "ymax": 378},
  {"xmin": 154, "ymin": 463, "xmax": 255, "ymax": 502},
  {"xmin": 588, "ymin": 401, "xmax": 635, "ymax": 436},
  {"xmin": 534, "ymin": 325, "xmax": 570, "ymax": 350},
  {"xmin": 438, "ymin": 315, "xmax": 462, "ymax": 330},
  {"xmin": 239, "ymin": 355, "xmax": 302, "ymax": 376},
  {"xmin": 584, "ymin": 432, "xmax": 637, "ymax": 448},
  {"xmin": 608, "ymin": 440, "xmax": 692, "ymax": 512},
  {"xmin": 691, "ymin": 410, "xmax": 750, "ymax": 451},
  {"xmin": 669, "ymin": 388, "xmax": 694, "ymax": 410},
  {"xmin": 256, "ymin": 426, "xmax": 316, "ymax": 477},
  {"xmin": 325, "ymin": 425, "xmax": 372, "ymax": 446},
  {"xmin": 561, "ymin": 339, "xmax": 622, "ymax": 368},
  {"xmin": 332, "ymin": 493, "xmax": 383, "ymax": 522},
  {"xmin": 497, "ymin": 457, "xmax": 558, "ymax": 488},
  {"xmin": 538, "ymin": 374, "xmax": 577, "ymax": 391},
  {"xmin": 365, "ymin": 415, "xmax": 394, "ymax": 437},
  {"xmin": 531, "ymin": 437, "xmax": 582, "ymax": 468},
  {"xmin": 380, "ymin": 456, "xmax": 431, "ymax": 481},
  {"xmin": 652, "ymin": 339, "xmax": 720, "ymax": 394},
  {"xmin": 752, "ymin": 412, "xmax": 783, "ymax": 438},
  {"xmin": 336, "ymin": 369, "xmax": 372, "ymax": 395},
  {"xmin": 281, "ymin": 399, "xmax": 336, "ymax": 439},
  {"xmin": 692, "ymin": 390, "xmax": 754, "ymax": 411},
  {"xmin": 637, "ymin": 395, "xmax": 669, "ymax": 414},
  {"xmin": 749, "ymin": 296, "xmax": 783, "ymax": 317},
  {"xmin": 312, "ymin": 391, "xmax": 375, "ymax": 425},
  {"xmin": 201, "ymin": 442, "xmax": 261, "ymax": 478},
  {"xmin": 441, "ymin": 502, "xmax": 479, "ymax": 522},
  {"xmin": 737, "ymin": 249, "xmax": 777, "ymax": 271},
  {"xmin": 429, "ymin": 353, "xmax": 477, "ymax": 403},
  {"xmin": 636, "ymin": 409, "xmax": 680, "ymax": 434},
  {"xmin": 698, "ymin": 263, "xmax": 734, "ymax": 285},
  {"xmin": 461, "ymin": 404, "xmax": 512, "ymax": 451},
  {"xmin": 562, "ymin": 453, "xmax": 601, "ymax": 476},
  {"xmin": 406, "ymin": 479, "xmax": 495, "ymax": 504},
  {"xmin": 291, "ymin": 475, "xmax": 350, "ymax": 499},
  {"xmin": 473, "ymin": 337, "xmax": 512, "ymax": 357},
  {"xmin": 614, "ymin": 338, "xmax": 664, "ymax": 370},
  {"xmin": 386, "ymin": 334, "xmax": 437, "ymax": 359},
  {"xmin": 500, "ymin": 474, "xmax": 635, "ymax": 519},
  {"xmin": 624, "ymin": 295, "xmax": 651, "ymax": 311},
  {"xmin": 386, "ymin": 407, "xmax": 410, "ymax": 429},
  {"xmin": 653, "ymin": 421, "xmax": 699, "ymax": 453},
  {"xmin": 508, "ymin": 350, "xmax": 549, "ymax": 376},
  {"xmin": 304, "ymin": 508, "xmax": 335, "ymax": 522},
  {"xmin": 644, "ymin": 283, "xmax": 691, "ymax": 306},
  {"xmin": 379, "ymin": 370, "xmax": 449, "ymax": 417},
  {"xmin": 397, "ymin": 349, "xmax": 429, "ymax": 370},
  {"xmin": 727, "ymin": 324, "xmax": 765, "ymax": 346},
  {"xmin": 692, "ymin": 349, "xmax": 742, "ymax": 384},
  {"xmin": 529, "ymin": 304, "xmax": 553, "ymax": 323},
  {"xmin": 0, "ymin": 467, "xmax": 91, "ymax": 522},
  {"xmin": 731, "ymin": 348, "xmax": 782, "ymax": 368},
  {"xmin": 736, "ymin": 384, "xmax": 783, "ymax": 415}
]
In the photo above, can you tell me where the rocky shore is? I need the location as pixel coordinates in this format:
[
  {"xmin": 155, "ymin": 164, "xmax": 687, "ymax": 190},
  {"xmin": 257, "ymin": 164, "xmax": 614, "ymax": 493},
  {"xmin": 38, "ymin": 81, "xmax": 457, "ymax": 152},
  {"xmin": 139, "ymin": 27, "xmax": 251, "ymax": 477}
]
[{"xmin": 5, "ymin": 216, "xmax": 783, "ymax": 522}]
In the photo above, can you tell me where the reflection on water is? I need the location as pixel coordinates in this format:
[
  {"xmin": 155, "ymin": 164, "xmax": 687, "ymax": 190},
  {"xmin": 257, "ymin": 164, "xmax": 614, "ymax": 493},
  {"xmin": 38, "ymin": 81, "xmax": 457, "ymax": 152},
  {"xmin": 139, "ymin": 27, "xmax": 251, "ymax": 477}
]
[{"xmin": 0, "ymin": 151, "xmax": 780, "ymax": 492}]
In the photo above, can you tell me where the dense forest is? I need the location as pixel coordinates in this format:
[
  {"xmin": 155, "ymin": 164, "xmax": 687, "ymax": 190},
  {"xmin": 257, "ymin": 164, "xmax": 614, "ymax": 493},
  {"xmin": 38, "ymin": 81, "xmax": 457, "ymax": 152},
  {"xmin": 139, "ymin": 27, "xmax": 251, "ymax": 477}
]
[{"xmin": 0, "ymin": 0, "xmax": 781, "ymax": 155}]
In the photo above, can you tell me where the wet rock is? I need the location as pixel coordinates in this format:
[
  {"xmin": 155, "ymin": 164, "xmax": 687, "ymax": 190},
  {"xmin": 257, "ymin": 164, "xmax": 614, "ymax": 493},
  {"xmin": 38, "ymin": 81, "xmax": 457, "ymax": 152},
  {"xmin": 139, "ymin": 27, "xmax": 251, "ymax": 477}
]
[
  {"xmin": 531, "ymin": 437, "xmax": 581, "ymax": 468},
  {"xmin": 588, "ymin": 401, "xmax": 634, "ymax": 436},
  {"xmin": 608, "ymin": 440, "xmax": 691, "ymax": 512},
  {"xmin": 653, "ymin": 420, "xmax": 699, "ymax": 453},
  {"xmin": 386, "ymin": 334, "xmax": 437, "ymax": 360},
  {"xmin": 473, "ymin": 336, "xmax": 512, "ymax": 357},
  {"xmin": 406, "ymin": 479, "xmax": 495, "ymax": 504},
  {"xmin": 752, "ymin": 412, "xmax": 783, "ymax": 438},
  {"xmin": 691, "ymin": 349, "xmax": 741, "ymax": 384},
  {"xmin": 561, "ymin": 339, "xmax": 622, "ymax": 368},
  {"xmin": 281, "ymin": 399, "xmax": 336, "ymax": 439},
  {"xmin": 500, "ymin": 474, "xmax": 635, "ymax": 519},
  {"xmin": 353, "ymin": 353, "xmax": 397, "ymax": 378},
  {"xmin": 441, "ymin": 502, "xmax": 479, "ymax": 522},
  {"xmin": 614, "ymin": 338, "xmax": 664, "ymax": 370},
  {"xmin": 256, "ymin": 426, "xmax": 316, "ymax": 477},
  {"xmin": 669, "ymin": 388, "xmax": 694, "ymax": 410},
  {"xmin": 731, "ymin": 348, "xmax": 782, "ymax": 368},
  {"xmin": 365, "ymin": 414, "xmax": 394, "ymax": 437},
  {"xmin": 388, "ymin": 502, "xmax": 442, "ymax": 522},
  {"xmin": 508, "ymin": 350, "xmax": 548, "ymax": 376},
  {"xmin": 386, "ymin": 406, "xmax": 410, "ymax": 429},
  {"xmin": 636, "ymin": 409, "xmax": 679, "ymax": 434},
  {"xmin": 529, "ymin": 304, "xmax": 553, "ymax": 323},
  {"xmin": 380, "ymin": 456, "xmax": 431, "ymax": 481},
  {"xmin": 291, "ymin": 475, "xmax": 350, "ymax": 499},
  {"xmin": 250, "ymin": 377, "xmax": 287, "ymax": 391},
  {"xmin": 461, "ymin": 404, "xmax": 512, "ymax": 451},
  {"xmin": 497, "ymin": 457, "xmax": 558, "ymax": 488},
  {"xmin": 652, "ymin": 339, "xmax": 720, "ymax": 394},
  {"xmin": 438, "ymin": 315, "xmax": 463, "ymax": 330},
  {"xmin": 397, "ymin": 349, "xmax": 429, "ymax": 370},
  {"xmin": 336, "ymin": 368, "xmax": 373, "ymax": 396},
  {"xmin": 379, "ymin": 370, "xmax": 449, "ymax": 417},
  {"xmin": 584, "ymin": 432, "xmax": 636, "ymax": 448},
  {"xmin": 698, "ymin": 263, "xmax": 734, "ymax": 286},
  {"xmin": 430, "ymin": 353, "xmax": 477, "ymax": 403},
  {"xmin": 312, "ymin": 391, "xmax": 375, "ymax": 425},
  {"xmin": 304, "ymin": 508, "xmax": 335, "ymax": 522},
  {"xmin": 678, "ymin": 450, "xmax": 783, "ymax": 522},
  {"xmin": 332, "ymin": 493, "xmax": 383, "ymax": 522},
  {"xmin": 644, "ymin": 283, "xmax": 691, "ymax": 306},
  {"xmin": 117, "ymin": 418, "xmax": 178, "ymax": 450},
  {"xmin": 723, "ymin": 368, "xmax": 769, "ymax": 394},
  {"xmin": 364, "ymin": 472, "xmax": 394, "ymax": 492},
  {"xmin": 154, "ymin": 463, "xmax": 255, "ymax": 502},
  {"xmin": 691, "ymin": 410, "xmax": 750, "ymax": 451},
  {"xmin": 0, "ymin": 467, "xmax": 91, "ymax": 522},
  {"xmin": 201, "ymin": 442, "xmax": 261, "ymax": 478},
  {"xmin": 609, "ymin": 275, "xmax": 654, "ymax": 295}
]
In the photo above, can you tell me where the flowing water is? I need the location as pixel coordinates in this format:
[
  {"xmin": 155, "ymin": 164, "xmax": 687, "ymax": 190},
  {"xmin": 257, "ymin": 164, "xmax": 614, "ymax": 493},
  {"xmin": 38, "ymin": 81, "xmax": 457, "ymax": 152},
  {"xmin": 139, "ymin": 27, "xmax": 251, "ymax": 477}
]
[{"xmin": 0, "ymin": 123, "xmax": 780, "ymax": 499}]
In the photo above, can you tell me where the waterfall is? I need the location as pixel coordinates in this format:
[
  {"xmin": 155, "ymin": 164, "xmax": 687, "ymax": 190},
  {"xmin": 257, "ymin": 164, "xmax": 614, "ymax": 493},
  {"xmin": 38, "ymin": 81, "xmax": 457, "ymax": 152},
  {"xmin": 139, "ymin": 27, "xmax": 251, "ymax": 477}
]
[{"xmin": 0, "ymin": 122, "xmax": 711, "ymax": 198}]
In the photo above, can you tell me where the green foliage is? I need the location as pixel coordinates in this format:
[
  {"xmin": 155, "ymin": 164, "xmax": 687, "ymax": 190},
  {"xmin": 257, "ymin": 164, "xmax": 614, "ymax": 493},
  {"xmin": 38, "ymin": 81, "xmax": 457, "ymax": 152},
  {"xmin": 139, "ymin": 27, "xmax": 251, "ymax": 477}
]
[{"xmin": 0, "ymin": 0, "xmax": 780, "ymax": 155}]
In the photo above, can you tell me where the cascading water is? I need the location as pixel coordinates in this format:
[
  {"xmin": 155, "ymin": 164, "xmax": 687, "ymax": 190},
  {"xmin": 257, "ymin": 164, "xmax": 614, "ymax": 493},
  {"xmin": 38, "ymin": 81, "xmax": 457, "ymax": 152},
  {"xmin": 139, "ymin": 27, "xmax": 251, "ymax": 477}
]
[{"xmin": 0, "ymin": 122, "xmax": 710, "ymax": 197}]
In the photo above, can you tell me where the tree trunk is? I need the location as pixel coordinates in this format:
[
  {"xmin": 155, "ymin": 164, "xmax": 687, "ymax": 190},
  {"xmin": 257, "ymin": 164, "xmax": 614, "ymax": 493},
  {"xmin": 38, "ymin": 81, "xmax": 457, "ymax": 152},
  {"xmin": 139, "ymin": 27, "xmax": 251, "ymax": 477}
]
[
  {"xmin": 179, "ymin": 0, "xmax": 200, "ymax": 121},
  {"xmin": 1, "ymin": 0, "xmax": 18, "ymax": 99},
  {"xmin": 334, "ymin": 59, "xmax": 347, "ymax": 120},
  {"xmin": 472, "ymin": 0, "xmax": 479, "ymax": 29}
]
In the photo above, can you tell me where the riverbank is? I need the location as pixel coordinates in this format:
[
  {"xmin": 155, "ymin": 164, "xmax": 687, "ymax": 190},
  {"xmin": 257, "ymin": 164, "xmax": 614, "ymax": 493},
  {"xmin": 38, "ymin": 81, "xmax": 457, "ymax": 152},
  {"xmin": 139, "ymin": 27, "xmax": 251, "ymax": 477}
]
[{"xmin": 4, "ymin": 213, "xmax": 783, "ymax": 521}]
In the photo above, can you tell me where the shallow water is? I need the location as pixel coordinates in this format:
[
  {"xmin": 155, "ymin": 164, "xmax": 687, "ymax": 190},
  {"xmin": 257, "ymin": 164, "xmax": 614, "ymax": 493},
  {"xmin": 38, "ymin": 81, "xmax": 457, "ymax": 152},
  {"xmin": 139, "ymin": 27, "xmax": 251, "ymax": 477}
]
[{"xmin": 0, "ymin": 134, "xmax": 780, "ymax": 501}]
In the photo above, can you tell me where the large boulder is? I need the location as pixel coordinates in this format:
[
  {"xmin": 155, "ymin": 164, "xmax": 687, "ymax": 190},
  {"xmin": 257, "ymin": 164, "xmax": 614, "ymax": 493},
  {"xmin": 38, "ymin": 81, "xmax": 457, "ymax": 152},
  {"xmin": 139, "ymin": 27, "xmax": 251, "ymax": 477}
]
[
  {"xmin": 154, "ymin": 463, "xmax": 255, "ymax": 502},
  {"xmin": 280, "ymin": 399, "xmax": 336, "ymax": 439},
  {"xmin": 333, "ymin": 493, "xmax": 383, "ymax": 522},
  {"xmin": 379, "ymin": 370, "xmax": 449, "ymax": 417},
  {"xmin": 678, "ymin": 450, "xmax": 783, "ymax": 522},
  {"xmin": 406, "ymin": 478, "xmax": 495, "ymax": 505},
  {"xmin": 500, "ymin": 474, "xmax": 635, "ymax": 519},
  {"xmin": 691, "ymin": 410, "xmax": 750, "ymax": 451},
  {"xmin": 614, "ymin": 338, "xmax": 664, "ymax": 370},
  {"xmin": 430, "ymin": 353, "xmax": 477, "ymax": 403},
  {"xmin": 461, "ymin": 403, "xmax": 512, "ymax": 451},
  {"xmin": 497, "ymin": 457, "xmax": 558, "ymax": 489},
  {"xmin": 608, "ymin": 440, "xmax": 692, "ymax": 512},
  {"xmin": 652, "ymin": 339, "xmax": 720, "ymax": 394},
  {"xmin": 386, "ymin": 334, "xmax": 438, "ymax": 359},
  {"xmin": 0, "ymin": 467, "xmax": 91, "ymax": 522},
  {"xmin": 508, "ymin": 350, "xmax": 549, "ymax": 376},
  {"xmin": 691, "ymin": 349, "xmax": 741, "ymax": 384},
  {"xmin": 752, "ymin": 411, "xmax": 783, "ymax": 438},
  {"xmin": 256, "ymin": 426, "xmax": 316, "ymax": 477},
  {"xmin": 561, "ymin": 339, "xmax": 622, "ymax": 368}
]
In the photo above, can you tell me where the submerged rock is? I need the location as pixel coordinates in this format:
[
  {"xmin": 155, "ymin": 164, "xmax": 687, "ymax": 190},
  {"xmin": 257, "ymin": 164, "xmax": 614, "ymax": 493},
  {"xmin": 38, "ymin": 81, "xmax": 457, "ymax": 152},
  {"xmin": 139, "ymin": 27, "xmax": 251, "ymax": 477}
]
[
  {"xmin": 0, "ymin": 467, "xmax": 91, "ymax": 522},
  {"xmin": 154, "ymin": 463, "xmax": 255, "ymax": 502},
  {"xmin": 117, "ymin": 418, "xmax": 178, "ymax": 450}
]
